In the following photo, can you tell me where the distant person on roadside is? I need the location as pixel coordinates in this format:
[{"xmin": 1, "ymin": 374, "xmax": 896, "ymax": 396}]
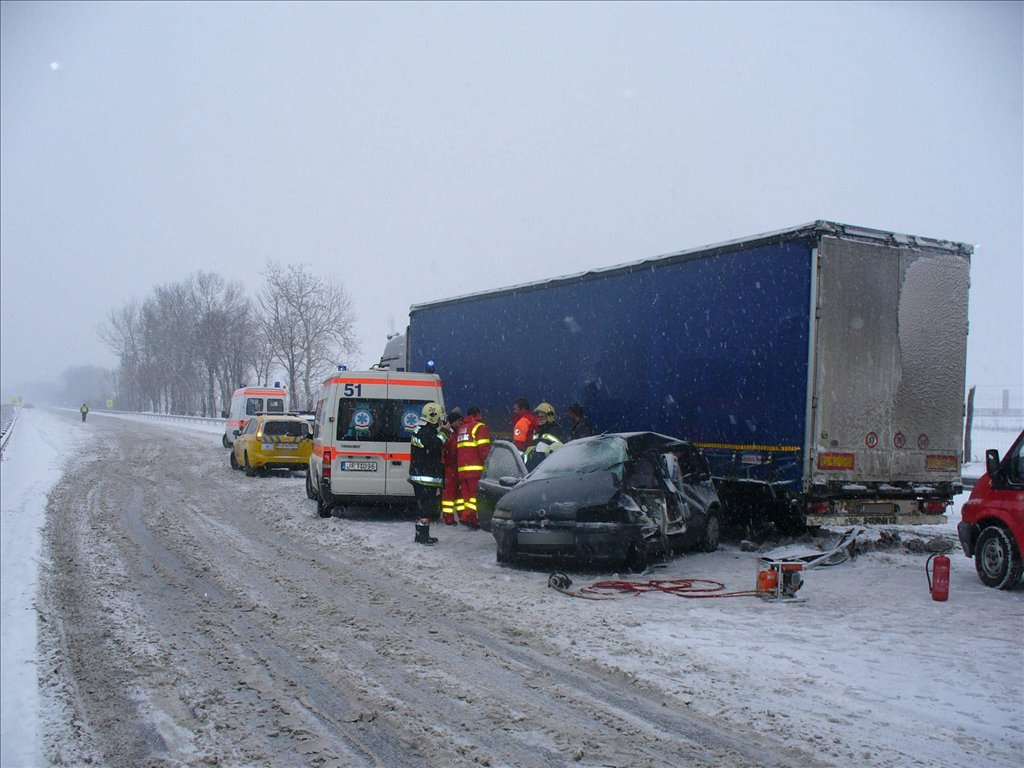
[
  {"xmin": 440, "ymin": 407, "xmax": 463, "ymax": 526},
  {"xmin": 80, "ymin": 403, "xmax": 89, "ymax": 423},
  {"xmin": 524, "ymin": 402, "xmax": 565, "ymax": 472},
  {"xmin": 456, "ymin": 406, "xmax": 491, "ymax": 529},
  {"xmin": 567, "ymin": 403, "xmax": 596, "ymax": 440},
  {"xmin": 512, "ymin": 397, "xmax": 540, "ymax": 455}
]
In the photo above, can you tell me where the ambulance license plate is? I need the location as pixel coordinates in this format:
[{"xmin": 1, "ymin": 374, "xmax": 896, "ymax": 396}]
[{"xmin": 340, "ymin": 461, "xmax": 377, "ymax": 471}]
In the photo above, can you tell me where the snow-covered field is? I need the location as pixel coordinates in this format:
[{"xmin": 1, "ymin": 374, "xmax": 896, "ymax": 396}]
[{"xmin": 2, "ymin": 408, "xmax": 1022, "ymax": 767}]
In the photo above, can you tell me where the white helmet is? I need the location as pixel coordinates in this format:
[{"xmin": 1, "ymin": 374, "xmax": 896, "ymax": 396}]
[
  {"xmin": 421, "ymin": 401, "xmax": 442, "ymax": 424},
  {"xmin": 534, "ymin": 402, "xmax": 556, "ymax": 421}
]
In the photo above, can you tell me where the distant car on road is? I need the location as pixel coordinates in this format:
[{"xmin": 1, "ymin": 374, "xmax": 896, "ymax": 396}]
[
  {"xmin": 957, "ymin": 430, "xmax": 1024, "ymax": 589},
  {"xmin": 230, "ymin": 413, "xmax": 312, "ymax": 477},
  {"xmin": 482, "ymin": 432, "xmax": 722, "ymax": 571}
]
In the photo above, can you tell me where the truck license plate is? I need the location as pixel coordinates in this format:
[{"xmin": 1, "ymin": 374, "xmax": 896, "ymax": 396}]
[{"xmin": 341, "ymin": 461, "xmax": 377, "ymax": 471}]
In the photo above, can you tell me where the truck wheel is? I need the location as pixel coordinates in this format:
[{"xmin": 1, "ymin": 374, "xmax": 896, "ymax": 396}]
[
  {"xmin": 975, "ymin": 526, "xmax": 1023, "ymax": 590},
  {"xmin": 305, "ymin": 469, "xmax": 317, "ymax": 500},
  {"xmin": 230, "ymin": 451, "xmax": 240, "ymax": 470},
  {"xmin": 244, "ymin": 454, "xmax": 256, "ymax": 477},
  {"xmin": 699, "ymin": 511, "xmax": 720, "ymax": 553}
]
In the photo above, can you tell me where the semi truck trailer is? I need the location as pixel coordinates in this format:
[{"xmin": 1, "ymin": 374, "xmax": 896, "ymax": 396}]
[{"xmin": 393, "ymin": 221, "xmax": 971, "ymax": 533}]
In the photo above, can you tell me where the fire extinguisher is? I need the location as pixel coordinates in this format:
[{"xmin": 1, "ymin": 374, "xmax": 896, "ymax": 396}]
[{"xmin": 926, "ymin": 553, "xmax": 950, "ymax": 602}]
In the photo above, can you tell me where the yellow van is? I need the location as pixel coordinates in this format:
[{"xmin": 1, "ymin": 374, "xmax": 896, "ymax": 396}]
[{"xmin": 306, "ymin": 369, "xmax": 444, "ymax": 517}]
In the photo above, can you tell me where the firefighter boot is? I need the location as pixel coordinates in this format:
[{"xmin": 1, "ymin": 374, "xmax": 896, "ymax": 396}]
[
  {"xmin": 442, "ymin": 513, "xmax": 456, "ymax": 525},
  {"xmin": 415, "ymin": 519, "xmax": 438, "ymax": 545}
]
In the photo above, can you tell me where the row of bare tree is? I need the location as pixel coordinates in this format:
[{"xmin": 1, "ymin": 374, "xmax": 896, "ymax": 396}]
[{"xmin": 100, "ymin": 264, "xmax": 358, "ymax": 415}]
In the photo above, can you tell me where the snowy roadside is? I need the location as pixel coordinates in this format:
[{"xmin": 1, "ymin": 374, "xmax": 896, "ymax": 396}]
[
  {"xmin": 3, "ymin": 409, "xmax": 1022, "ymax": 767},
  {"xmin": 1, "ymin": 408, "xmax": 224, "ymax": 766},
  {"xmin": 1, "ymin": 408, "xmax": 87, "ymax": 766}
]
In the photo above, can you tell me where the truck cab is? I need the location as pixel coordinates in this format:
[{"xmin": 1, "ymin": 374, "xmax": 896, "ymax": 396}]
[{"xmin": 958, "ymin": 431, "xmax": 1024, "ymax": 589}]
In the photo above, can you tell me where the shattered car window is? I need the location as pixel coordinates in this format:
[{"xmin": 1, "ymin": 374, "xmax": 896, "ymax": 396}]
[
  {"xmin": 485, "ymin": 443, "xmax": 522, "ymax": 480},
  {"xmin": 529, "ymin": 436, "xmax": 628, "ymax": 481}
]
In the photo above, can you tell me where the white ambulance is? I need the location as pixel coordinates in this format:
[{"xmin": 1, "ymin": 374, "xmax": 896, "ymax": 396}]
[
  {"xmin": 306, "ymin": 368, "xmax": 444, "ymax": 517},
  {"xmin": 223, "ymin": 384, "xmax": 290, "ymax": 448}
]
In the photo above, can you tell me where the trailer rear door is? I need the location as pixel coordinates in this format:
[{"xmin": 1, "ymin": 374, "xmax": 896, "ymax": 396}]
[{"xmin": 808, "ymin": 235, "xmax": 969, "ymax": 489}]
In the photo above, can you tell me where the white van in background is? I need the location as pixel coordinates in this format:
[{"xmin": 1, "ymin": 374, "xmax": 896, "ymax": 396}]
[
  {"xmin": 223, "ymin": 384, "xmax": 289, "ymax": 447},
  {"xmin": 306, "ymin": 369, "xmax": 444, "ymax": 517}
]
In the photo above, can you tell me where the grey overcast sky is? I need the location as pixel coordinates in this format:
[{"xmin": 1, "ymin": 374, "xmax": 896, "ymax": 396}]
[{"xmin": 1, "ymin": 1, "xmax": 1021, "ymax": 400}]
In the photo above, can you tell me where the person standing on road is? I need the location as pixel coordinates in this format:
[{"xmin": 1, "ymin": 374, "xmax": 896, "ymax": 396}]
[
  {"xmin": 456, "ymin": 406, "xmax": 491, "ymax": 529},
  {"xmin": 80, "ymin": 403, "xmax": 89, "ymax": 423},
  {"xmin": 440, "ymin": 407, "xmax": 463, "ymax": 526},
  {"xmin": 512, "ymin": 398, "xmax": 540, "ymax": 456},
  {"xmin": 524, "ymin": 402, "xmax": 565, "ymax": 472},
  {"xmin": 409, "ymin": 402, "xmax": 446, "ymax": 545},
  {"xmin": 567, "ymin": 403, "xmax": 596, "ymax": 440}
]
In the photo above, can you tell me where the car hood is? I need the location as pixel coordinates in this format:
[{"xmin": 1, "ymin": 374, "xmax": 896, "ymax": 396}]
[{"xmin": 495, "ymin": 470, "xmax": 620, "ymax": 522}]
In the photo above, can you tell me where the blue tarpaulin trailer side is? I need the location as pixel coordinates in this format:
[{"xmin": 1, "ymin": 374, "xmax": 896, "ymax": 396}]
[{"xmin": 402, "ymin": 221, "xmax": 971, "ymax": 533}]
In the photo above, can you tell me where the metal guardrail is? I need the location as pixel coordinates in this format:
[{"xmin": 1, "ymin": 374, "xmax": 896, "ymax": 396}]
[
  {"xmin": 107, "ymin": 410, "xmax": 224, "ymax": 426},
  {"xmin": 0, "ymin": 404, "xmax": 18, "ymax": 454}
]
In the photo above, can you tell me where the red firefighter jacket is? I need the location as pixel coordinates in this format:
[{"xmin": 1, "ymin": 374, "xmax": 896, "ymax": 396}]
[{"xmin": 456, "ymin": 415, "xmax": 491, "ymax": 475}]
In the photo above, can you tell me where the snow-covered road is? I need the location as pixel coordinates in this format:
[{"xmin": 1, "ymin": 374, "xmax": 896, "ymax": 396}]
[{"xmin": 2, "ymin": 407, "xmax": 1022, "ymax": 767}]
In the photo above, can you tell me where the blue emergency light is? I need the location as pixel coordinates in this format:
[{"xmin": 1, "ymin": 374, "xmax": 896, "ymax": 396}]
[{"xmin": 425, "ymin": 358, "xmax": 436, "ymax": 374}]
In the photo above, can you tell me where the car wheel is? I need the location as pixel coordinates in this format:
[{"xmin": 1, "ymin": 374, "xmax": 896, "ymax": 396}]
[
  {"xmin": 975, "ymin": 526, "xmax": 1023, "ymax": 590},
  {"xmin": 699, "ymin": 511, "xmax": 720, "ymax": 553},
  {"xmin": 495, "ymin": 533, "xmax": 517, "ymax": 565},
  {"xmin": 244, "ymin": 454, "xmax": 256, "ymax": 477},
  {"xmin": 305, "ymin": 468, "xmax": 318, "ymax": 500},
  {"xmin": 624, "ymin": 543, "xmax": 648, "ymax": 574},
  {"xmin": 316, "ymin": 493, "xmax": 332, "ymax": 519},
  {"xmin": 222, "ymin": 434, "xmax": 231, "ymax": 449},
  {"xmin": 230, "ymin": 451, "xmax": 240, "ymax": 470}
]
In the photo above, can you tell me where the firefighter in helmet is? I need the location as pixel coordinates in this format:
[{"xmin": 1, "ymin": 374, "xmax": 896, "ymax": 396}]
[
  {"xmin": 409, "ymin": 401, "xmax": 446, "ymax": 545},
  {"xmin": 524, "ymin": 402, "xmax": 564, "ymax": 472},
  {"xmin": 455, "ymin": 406, "xmax": 491, "ymax": 529}
]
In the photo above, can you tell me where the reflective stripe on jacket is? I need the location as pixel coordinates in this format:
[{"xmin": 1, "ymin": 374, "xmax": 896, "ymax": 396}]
[
  {"xmin": 409, "ymin": 421, "xmax": 445, "ymax": 486},
  {"xmin": 456, "ymin": 417, "xmax": 490, "ymax": 474}
]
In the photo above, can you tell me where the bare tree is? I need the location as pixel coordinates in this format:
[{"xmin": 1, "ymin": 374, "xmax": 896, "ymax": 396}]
[
  {"xmin": 187, "ymin": 273, "xmax": 257, "ymax": 416},
  {"xmin": 100, "ymin": 301, "xmax": 145, "ymax": 410},
  {"xmin": 258, "ymin": 262, "xmax": 360, "ymax": 410},
  {"xmin": 99, "ymin": 266, "xmax": 357, "ymax": 416}
]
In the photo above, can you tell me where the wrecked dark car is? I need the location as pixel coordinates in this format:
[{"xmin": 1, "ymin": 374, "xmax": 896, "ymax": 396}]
[{"xmin": 483, "ymin": 432, "xmax": 722, "ymax": 571}]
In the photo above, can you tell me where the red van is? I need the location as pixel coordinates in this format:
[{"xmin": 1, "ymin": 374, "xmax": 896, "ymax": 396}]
[{"xmin": 958, "ymin": 430, "xmax": 1024, "ymax": 589}]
